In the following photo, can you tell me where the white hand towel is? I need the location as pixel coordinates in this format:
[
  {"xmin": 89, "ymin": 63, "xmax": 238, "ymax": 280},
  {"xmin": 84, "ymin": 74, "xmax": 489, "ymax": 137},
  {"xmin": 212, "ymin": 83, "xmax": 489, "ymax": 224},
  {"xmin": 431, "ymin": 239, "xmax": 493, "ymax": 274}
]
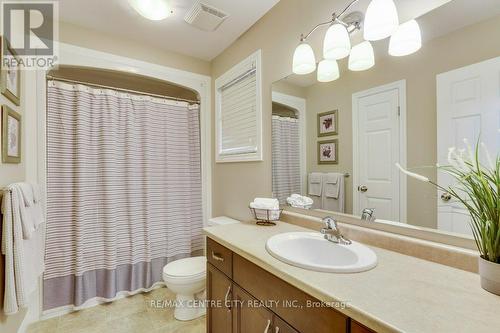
[
  {"xmin": 250, "ymin": 198, "xmax": 279, "ymax": 210},
  {"xmin": 324, "ymin": 173, "xmax": 341, "ymax": 199},
  {"xmin": 308, "ymin": 173, "xmax": 323, "ymax": 197},
  {"xmin": 14, "ymin": 183, "xmax": 45, "ymax": 239}
]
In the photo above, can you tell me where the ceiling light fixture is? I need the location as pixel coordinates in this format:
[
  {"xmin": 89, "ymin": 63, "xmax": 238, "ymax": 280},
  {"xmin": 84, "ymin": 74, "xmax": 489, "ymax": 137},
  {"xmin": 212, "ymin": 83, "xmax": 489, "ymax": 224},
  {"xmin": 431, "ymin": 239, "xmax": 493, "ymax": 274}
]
[
  {"xmin": 292, "ymin": 0, "xmax": 422, "ymax": 83},
  {"xmin": 128, "ymin": 0, "xmax": 173, "ymax": 21}
]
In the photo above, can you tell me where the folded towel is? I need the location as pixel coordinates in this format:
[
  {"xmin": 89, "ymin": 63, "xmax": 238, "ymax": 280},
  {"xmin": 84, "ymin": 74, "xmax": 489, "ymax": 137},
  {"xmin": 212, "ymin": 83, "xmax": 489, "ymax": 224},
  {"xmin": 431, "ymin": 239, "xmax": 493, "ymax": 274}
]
[
  {"xmin": 286, "ymin": 194, "xmax": 314, "ymax": 209},
  {"xmin": 308, "ymin": 173, "xmax": 323, "ymax": 196},
  {"xmin": 250, "ymin": 198, "xmax": 279, "ymax": 210},
  {"xmin": 14, "ymin": 183, "xmax": 45, "ymax": 239},
  {"xmin": 324, "ymin": 173, "xmax": 341, "ymax": 199}
]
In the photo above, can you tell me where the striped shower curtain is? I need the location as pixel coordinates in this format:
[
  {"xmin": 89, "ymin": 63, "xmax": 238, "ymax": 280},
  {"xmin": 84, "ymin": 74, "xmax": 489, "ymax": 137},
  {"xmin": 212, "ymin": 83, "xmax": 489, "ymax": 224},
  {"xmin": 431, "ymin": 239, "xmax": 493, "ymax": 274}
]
[
  {"xmin": 44, "ymin": 80, "xmax": 203, "ymax": 310},
  {"xmin": 272, "ymin": 115, "xmax": 301, "ymax": 204}
]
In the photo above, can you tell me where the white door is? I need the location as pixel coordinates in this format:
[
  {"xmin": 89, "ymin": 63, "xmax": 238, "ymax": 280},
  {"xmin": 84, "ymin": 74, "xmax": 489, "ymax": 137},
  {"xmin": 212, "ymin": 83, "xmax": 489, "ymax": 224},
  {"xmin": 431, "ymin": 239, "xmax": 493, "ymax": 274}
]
[
  {"xmin": 353, "ymin": 81, "xmax": 406, "ymax": 222},
  {"xmin": 436, "ymin": 57, "xmax": 500, "ymax": 235}
]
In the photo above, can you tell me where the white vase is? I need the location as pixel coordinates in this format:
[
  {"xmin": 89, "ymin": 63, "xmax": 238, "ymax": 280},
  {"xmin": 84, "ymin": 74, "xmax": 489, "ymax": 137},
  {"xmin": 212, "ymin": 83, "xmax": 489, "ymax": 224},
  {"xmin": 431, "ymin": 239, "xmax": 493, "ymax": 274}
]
[{"xmin": 478, "ymin": 256, "xmax": 500, "ymax": 296}]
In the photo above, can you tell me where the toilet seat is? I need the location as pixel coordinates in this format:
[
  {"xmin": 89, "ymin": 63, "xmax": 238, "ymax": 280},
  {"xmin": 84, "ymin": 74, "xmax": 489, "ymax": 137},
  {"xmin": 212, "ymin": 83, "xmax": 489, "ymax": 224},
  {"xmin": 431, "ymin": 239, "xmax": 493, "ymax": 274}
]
[{"xmin": 163, "ymin": 256, "xmax": 206, "ymax": 281}]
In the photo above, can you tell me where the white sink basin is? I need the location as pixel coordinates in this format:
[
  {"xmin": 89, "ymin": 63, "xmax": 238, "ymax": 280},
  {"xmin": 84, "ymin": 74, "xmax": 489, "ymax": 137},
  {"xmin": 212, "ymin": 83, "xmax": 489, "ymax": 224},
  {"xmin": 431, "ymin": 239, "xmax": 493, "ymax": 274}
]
[{"xmin": 266, "ymin": 232, "xmax": 377, "ymax": 273}]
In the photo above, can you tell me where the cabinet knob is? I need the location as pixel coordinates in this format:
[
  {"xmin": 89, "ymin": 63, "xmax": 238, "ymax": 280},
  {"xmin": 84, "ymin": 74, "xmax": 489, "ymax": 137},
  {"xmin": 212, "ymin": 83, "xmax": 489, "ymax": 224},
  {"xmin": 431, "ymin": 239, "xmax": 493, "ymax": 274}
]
[
  {"xmin": 275, "ymin": 327, "xmax": 280, "ymax": 333},
  {"xmin": 224, "ymin": 285, "xmax": 231, "ymax": 310}
]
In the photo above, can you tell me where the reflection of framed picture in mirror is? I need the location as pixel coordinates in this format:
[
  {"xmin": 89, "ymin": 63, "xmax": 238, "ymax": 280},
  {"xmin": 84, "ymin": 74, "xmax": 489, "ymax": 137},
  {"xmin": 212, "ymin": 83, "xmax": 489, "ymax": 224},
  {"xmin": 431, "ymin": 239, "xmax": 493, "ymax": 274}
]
[
  {"xmin": 318, "ymin": 139, "xmax": 337, "ymax": 164},
  {"xmin": 317, "ymin": 110, "xmax": 337, "ymax": 137},
  {"xmin": 1, "ymin": 37, "xmax": 21, "ymax": 106},
  {"xmin": 2, "ymin": 105, "xmax": 21, "ymax": 163}
]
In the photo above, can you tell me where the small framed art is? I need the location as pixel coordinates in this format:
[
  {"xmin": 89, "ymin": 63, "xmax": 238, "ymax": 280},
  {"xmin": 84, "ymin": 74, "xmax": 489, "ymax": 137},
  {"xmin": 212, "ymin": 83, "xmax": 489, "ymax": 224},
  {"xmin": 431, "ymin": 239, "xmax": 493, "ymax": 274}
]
[
  {"xmin": 317, "ymin": 110, "xmax": 338, "ymax": 137},
  {"xmin": 318, "ymin": 139, "xmax": 338, "ymax": 165},
  {"xmin": 1, "ymin": 37, "xmax": 21, "ymax": 106},
  {"xmin": 2, "ymin": 105, "xmax": 21, "ymax": 163}
]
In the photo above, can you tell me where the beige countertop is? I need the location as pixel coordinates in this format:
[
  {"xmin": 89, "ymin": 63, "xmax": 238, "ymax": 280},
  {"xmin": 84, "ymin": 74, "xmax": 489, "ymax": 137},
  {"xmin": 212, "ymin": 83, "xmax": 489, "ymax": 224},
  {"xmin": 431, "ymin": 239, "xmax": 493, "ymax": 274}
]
[{"xmin": 204, "ymin": 221, "xmax": 500, "ymax": 333}]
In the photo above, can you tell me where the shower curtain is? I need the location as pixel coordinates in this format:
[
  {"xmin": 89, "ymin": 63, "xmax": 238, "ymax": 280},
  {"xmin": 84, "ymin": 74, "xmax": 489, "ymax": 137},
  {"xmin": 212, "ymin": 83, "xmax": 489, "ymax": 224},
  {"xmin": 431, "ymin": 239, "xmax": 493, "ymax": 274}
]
[
  {"xmin": 272, "ymin": 115, "xmax": 301, "ymax": 204},
  {"xmin": 44, "ymin": 80, "xmax": 203, "ymax": 310}
]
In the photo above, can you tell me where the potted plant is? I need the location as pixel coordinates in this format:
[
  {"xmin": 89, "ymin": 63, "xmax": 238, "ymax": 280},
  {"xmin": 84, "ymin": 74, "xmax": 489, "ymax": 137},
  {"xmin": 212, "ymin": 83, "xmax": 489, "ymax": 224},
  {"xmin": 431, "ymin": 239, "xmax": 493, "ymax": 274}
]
[{"xmin": 396, "ymin": 139, "xmax": 499, "ymax": 295}]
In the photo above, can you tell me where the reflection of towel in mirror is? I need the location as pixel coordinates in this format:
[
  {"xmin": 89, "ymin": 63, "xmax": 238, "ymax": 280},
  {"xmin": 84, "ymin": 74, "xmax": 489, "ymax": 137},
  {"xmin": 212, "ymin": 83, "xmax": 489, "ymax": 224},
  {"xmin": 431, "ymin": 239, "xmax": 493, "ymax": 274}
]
[
  {"xmin": 323, "ymin": 173, "xmax": 345, "ymax": 213},
  {"xmin": 308, "ymin": 173, "xmax": 323, "ymax": 197},
  {"xmin": 286, "ymin": 194, "xmax": 314, "ymax": 209}
]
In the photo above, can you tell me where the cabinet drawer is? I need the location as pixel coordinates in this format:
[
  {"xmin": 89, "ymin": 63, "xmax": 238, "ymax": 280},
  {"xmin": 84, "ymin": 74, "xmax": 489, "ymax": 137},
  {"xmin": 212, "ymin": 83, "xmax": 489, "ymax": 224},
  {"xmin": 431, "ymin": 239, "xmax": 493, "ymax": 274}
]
[
  {"xmin": 207, "ymin": 238, "xmax": 233, "ymax": 278},
  {"xmin": 233, "ymin": 254, "xmax": 348, "ymax": 333}
]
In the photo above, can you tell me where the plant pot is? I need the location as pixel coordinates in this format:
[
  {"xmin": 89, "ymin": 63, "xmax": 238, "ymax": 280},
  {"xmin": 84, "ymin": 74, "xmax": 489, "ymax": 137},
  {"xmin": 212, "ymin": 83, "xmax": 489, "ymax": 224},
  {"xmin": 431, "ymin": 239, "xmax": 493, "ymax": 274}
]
[{"xmin": 478, "ymin": 256, "xmax": 500, "ymax": 296}]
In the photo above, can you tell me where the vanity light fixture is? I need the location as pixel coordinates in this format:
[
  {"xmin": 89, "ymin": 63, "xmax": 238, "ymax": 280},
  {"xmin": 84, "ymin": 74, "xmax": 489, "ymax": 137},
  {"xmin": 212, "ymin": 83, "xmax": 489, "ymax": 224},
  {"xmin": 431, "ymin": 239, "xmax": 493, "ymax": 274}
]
[
  {"xmin": 292, "ymin": 42, "xmax": 317, "ymax": 75},
  {"xmin": 128, "ymin": 0, "xmax": 173, "ymax": 21},
  {"xmin": 363, "ymin": 0, "xmax": 399, "ymax": 41},
  {"xmin": 389, "ymin": 20, "xmax": 422, "ymax": 56},
  {"xmin": 292, "ymin": 0, "xmax": 422, "ymax": 81},
  {"xmin": 348, "ymin": 41, "xmax": 375, "ymax": 71},
  {"xmin": 317, "ymin": 59, "xmax": 340, "ymax": 82}
]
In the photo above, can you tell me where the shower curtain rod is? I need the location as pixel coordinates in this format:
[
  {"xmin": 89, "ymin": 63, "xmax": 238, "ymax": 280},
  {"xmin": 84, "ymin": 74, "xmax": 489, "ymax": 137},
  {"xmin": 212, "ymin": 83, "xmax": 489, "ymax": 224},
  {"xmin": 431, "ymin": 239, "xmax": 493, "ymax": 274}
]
[{"xmin": 46, "ymin": 75, "xmax": 200, "ymax": 104}]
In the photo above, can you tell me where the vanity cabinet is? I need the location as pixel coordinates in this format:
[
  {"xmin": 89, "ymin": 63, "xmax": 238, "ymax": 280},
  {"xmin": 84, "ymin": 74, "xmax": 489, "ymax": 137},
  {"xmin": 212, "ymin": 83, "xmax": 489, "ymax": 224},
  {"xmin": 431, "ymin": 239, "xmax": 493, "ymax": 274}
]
[{"xmin": 206, "ymin": 237, "xmax": 375, "ymax": 333}]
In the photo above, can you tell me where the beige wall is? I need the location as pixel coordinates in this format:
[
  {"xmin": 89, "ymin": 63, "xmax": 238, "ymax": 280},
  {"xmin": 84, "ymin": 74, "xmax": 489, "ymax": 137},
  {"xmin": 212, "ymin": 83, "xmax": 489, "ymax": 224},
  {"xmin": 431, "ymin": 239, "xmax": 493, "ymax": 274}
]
[
  {"xmin": 305, "ymin": 16, "xmax": 500, "ymax": 228},
  {"xmin": 59, "ymin": 21, "xmax": 211, "ymax": 76},
  {"xmin": 211, "ymin": 0, "xmax": 339, "ymax": 221},
  {"xmin": 211, "ymin": 0, "xmax": 500, "ymax": 224}
]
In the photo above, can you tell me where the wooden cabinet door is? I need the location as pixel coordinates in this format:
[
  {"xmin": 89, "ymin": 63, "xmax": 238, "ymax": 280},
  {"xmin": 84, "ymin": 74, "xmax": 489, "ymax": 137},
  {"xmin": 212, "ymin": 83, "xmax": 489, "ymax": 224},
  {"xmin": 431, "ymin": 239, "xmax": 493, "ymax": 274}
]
[
  {"xmin": 273, "ymin": 316, "xmax": 299, "ymax": 333},
  {"xmin": 232, "ymin": 284, "xmax": 274, "ymax": 333},
  {"xmin": 207, "ymin": 264, "xmax": 232, "ymax": 333}
]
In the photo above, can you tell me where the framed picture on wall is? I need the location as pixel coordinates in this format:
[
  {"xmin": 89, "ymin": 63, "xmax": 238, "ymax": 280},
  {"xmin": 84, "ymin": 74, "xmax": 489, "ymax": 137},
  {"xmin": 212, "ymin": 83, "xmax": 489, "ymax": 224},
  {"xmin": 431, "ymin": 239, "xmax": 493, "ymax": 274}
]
[
  {"xmin": 1, "ymin": 37, "xmax": 21, "ymax": 106},
  {"xmin": 2, "ymin": 105, "xmax": 21, "ymax": 163},
  {"xmin": 317, "ymin": 110, "xmax": 338, "ymax": 137},
  {"xmin": 318, "ymin": 139, "xmax": 338, "ymax": 164}
]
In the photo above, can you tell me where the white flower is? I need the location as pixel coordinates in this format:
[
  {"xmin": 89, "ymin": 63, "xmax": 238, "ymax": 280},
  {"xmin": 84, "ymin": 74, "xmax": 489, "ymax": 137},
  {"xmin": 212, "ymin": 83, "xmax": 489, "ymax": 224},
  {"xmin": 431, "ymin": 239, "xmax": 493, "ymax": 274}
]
[{"xmin": 395, "ymin": 163, "xmax": 430, "ymax": 182}]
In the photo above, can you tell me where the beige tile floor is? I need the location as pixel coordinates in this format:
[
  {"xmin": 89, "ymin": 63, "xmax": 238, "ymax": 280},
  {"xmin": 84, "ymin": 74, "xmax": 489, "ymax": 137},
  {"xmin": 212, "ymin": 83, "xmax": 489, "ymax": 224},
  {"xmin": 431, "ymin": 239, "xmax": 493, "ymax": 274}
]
[{"xmin": 27, "ymin": 287, "xmax": 206, "ymax": 333}]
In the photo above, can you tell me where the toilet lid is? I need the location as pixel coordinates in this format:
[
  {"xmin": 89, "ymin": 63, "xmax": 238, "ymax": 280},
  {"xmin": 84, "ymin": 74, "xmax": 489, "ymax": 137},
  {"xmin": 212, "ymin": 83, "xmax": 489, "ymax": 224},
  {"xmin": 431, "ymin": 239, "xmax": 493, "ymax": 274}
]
[{"xmin": 163, "ymin": 256, "xmax": 206, "ymax": 277}]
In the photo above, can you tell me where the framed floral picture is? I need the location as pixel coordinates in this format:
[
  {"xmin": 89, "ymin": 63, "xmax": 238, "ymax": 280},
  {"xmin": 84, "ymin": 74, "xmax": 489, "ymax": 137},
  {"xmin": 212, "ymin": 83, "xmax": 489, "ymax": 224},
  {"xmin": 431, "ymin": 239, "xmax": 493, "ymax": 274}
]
[
  {"xmin": 2, "ymin": 105, "xmax": 21, "ymax": 163},
  {"xmin": 318, "ymin": 139, "xmax": 338, "ymax": 164},
  {"xmin": 317, "ymin": 110, "xmax": 338, "ymax": 137},
  {"xmin": 1, "ymin": 37, "xmax": 21, "ymax": 106}
]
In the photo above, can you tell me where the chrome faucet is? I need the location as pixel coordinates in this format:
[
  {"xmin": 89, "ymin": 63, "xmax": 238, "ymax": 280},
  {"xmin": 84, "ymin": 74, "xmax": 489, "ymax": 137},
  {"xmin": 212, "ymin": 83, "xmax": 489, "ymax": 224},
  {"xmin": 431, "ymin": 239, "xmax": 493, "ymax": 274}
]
[
  {"xmin": 361, "ymin": 208, "xmax": 376, "ymax": 222},
  {"xmin": 320, "ymin": 216, "xmax": 351, "ymax": 245}
]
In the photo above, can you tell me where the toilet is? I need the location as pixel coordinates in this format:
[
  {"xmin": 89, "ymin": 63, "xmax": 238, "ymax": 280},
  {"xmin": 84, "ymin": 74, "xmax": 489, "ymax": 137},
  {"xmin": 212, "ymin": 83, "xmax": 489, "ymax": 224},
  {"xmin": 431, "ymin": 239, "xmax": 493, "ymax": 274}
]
[{"xmin": 163, "ymin": 216, "xmax": 240, "ymax": 321}]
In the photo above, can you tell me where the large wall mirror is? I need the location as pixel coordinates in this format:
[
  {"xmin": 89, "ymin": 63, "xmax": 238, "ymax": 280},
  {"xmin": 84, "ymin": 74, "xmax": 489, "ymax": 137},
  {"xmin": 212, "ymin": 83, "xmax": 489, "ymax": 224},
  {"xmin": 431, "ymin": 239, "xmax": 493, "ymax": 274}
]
[{"xmin": 271, "ymin": 0, "xmax": 500, "ymax": 238}]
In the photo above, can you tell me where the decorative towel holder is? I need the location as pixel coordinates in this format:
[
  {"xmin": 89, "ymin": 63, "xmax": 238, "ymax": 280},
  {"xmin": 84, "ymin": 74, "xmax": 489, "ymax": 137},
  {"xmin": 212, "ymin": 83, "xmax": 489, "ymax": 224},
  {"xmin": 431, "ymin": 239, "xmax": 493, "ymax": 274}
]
[{"xmin": 249, "ymin": 207, "xmax": 282, "ymax": 226}]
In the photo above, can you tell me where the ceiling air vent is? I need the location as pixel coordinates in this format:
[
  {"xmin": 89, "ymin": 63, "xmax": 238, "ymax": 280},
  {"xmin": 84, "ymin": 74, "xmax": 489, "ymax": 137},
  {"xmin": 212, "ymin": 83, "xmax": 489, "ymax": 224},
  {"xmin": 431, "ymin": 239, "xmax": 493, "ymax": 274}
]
[{"xmin": 184, "ymin": 1, "xmax": 229, "ymax": 32}]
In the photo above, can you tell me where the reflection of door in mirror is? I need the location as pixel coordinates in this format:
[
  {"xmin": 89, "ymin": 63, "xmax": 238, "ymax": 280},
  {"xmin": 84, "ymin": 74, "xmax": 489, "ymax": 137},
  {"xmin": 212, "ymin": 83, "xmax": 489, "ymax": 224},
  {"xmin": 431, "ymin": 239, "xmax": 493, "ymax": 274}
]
[
  {"xmin": 437, "ymin": 57, "xmax": 500, "ymax": 236},
  {"xmin": 271, "ymin": 90, "xmax": 306, "ymax": 205},
  {"xmin": 352, "ymin": 81, "xmax": 406, "ymax": 222}
]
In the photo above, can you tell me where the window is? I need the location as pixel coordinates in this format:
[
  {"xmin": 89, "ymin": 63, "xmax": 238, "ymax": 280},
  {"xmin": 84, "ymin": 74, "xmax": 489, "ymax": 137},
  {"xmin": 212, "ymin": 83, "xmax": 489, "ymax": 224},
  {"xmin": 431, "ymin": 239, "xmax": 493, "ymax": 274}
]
[{"xmin": 215, "ymin": 50, "xmax": 262, "ymax": 162}]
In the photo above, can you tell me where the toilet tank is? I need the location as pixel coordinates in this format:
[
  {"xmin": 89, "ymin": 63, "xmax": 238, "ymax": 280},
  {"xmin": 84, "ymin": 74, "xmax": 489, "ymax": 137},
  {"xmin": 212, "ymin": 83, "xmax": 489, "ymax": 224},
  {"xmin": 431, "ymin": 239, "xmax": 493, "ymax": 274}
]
[{"xmin": 207, "ymin": 216, "xmax": 240, "ymax": 226}]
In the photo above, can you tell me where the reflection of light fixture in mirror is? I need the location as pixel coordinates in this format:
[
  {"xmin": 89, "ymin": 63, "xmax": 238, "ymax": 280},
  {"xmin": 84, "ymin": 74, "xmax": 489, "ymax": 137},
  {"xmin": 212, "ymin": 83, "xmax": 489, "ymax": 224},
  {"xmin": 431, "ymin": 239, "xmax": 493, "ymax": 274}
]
[
  {"xmin": 317, "ymin": 59, "xmax": 340, "ymax": 82},
  {"xmin": 389, "ymin": 20, "xmax": 422, "ymax": 56},
  {"xmin": 128, "ymin": 0, "xmax": 173, "ymax": 21},
  {"xmin": 292, "ymin": 0, "xmax": 415, "ymax": 82},
  {"xmin": 363, "ymin": 0, "xmax": 399, "ymax": 41},
  {"xmin": 292, "ymin": 42, "xmax": 316, "ymax": 75},
  {"xmin": 348, "ymin": 41, "xmax": 375, "ymax": 71},
  {"xmin": 323, "ymin": 24, "xmax": 351, "ymax": 60}
]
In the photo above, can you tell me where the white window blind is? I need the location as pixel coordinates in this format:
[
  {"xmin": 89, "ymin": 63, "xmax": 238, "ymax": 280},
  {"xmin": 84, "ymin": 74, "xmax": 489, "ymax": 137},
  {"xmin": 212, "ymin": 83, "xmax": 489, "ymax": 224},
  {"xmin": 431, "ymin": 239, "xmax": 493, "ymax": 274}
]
[{"xmin": 216, "ymin": 50, "xmax": 262, "ymax": 162}]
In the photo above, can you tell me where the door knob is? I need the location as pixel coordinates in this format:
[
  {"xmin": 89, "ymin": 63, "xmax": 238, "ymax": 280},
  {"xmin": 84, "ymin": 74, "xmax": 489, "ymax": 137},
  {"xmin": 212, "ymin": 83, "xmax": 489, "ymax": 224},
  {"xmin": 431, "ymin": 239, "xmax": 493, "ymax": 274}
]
[
  {"xmin": 441, "ymin": 192, "xmax": 452, "ymax": 202},
  {"xmin": 358, "ymin": 185, "xmax": 368, "ymax": 192}
]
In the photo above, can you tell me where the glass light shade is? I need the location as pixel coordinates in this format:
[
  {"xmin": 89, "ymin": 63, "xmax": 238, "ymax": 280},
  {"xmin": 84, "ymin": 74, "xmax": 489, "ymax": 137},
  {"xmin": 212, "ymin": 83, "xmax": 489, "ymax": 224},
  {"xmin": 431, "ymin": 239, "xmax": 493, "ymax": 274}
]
[
  {"xmin": 317, "ymin": 60, "xmax": 340, "ymax": 82},
  {"xmin": 389, "ymin": 20, "xmax": 421, "ymax": 56},
  {"xmin": 363, "ymin": 0, "xmax": 399, "ymax": 41},
  {"xmin": 128, "ymin": 0, "xmax": 172, "ymax": 21},
  {"xmin": 348, "ymin": 41, "xmax": 375, "ymax": 71},
  {"xmin": 323, "ymin": 24, "xmax": 351, "ymax": 60},
  {"xmin": 292, "ymin": 42, "xmax": 316, "ymax": 75}
]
